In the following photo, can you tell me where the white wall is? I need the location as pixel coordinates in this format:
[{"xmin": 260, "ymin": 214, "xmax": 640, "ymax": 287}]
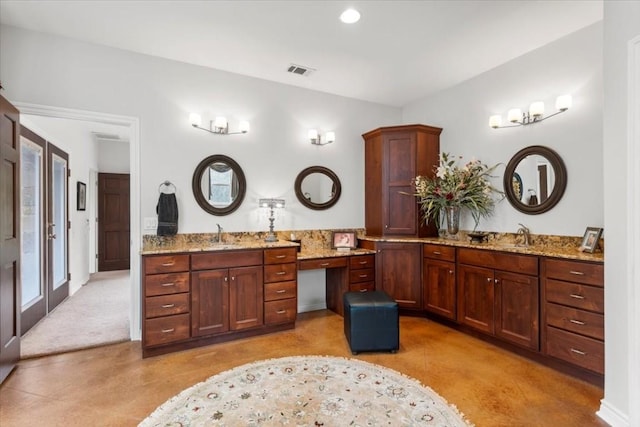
[
  {"xmin": 0, "ymin": 25, "xmax": 401, "ymax": 236},
  {"xmin": 98, "ymin": 141, "xmax": 130, "ymax": 173},
  {"xmin": 601, "ymin": 2, "xmax": 640, "ymax": 426},
  {"xmin": 19, "ymin": 115, "xmax": 99, "ymax": 295},
  {"xmin": 403, "ymin": 23, "xmax": 603, "ymax": 236}
]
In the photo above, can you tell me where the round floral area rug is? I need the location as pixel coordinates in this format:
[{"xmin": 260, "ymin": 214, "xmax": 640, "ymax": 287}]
[{"xmin": 139, "ymin": 355, "xmax": 473, "ymax": 426}]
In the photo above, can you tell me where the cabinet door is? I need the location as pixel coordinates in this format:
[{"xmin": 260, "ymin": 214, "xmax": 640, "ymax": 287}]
[
  {"xmin": 229, "ymin": 265, "xmax": 264, "ymax": 331},
  {"xmin": 458, "ymin": 264, "xmax": 494, "ymax": 333},
  {"xmin": 191, "ymin": 269, "xmax": 229, "ymax": 337},
  {"xmin": 377, "ymin": 242, "xmax": 421, "ymax": 309},
  {"xmin": 423, "ymin": 259, "xmax": 456, "ymax": 320},
  {"xmin": 495, "ymin": 271, "xmax": 539, "ymax": 350},
  {"xmin": 383, "ymin": 132, "xmax": 417, "ymax": 235}
]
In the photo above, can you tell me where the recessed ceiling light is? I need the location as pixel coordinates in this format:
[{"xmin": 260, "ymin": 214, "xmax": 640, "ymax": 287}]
[{"xmin": 340, "ymin": 8, "xmax": 360, "ymax": 24}]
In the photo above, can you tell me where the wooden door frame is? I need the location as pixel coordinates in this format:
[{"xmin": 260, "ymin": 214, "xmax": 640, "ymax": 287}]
[{"xmin": 15, "ymin": 103, "xmax": 141, "ymax": 341}]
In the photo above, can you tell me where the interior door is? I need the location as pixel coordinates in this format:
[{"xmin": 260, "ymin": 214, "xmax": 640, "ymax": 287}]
[
  {"xmin": 46, "ymin": 143, "xmax": 69, "ymax": 312},
  {"xmin": 19, "ymin": 127, "xmax": 46, "ymax": 334},
  {"xmin": 0, "ymin": 94, "xmax": 21, "ymax": 384},
  {"xmin": 98, "ymin": 173, "xmax": 130, "ymax": 271}
]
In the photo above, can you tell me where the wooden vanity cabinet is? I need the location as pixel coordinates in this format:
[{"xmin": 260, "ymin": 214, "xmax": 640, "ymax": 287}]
[
  {"xmin": 541, "ymin": 258, "xmax": 604, "ymax": 375},
  {"xmin": 361, "ymin": 240, "xmax": 422, "ymax": 310},
  {"xmin": 362, "ymin": 124, "xmax": 442, "ymax": 237},
  {"xmin": 142, "ymin": 254, "xmax": 191, "ymax": 348},
  {"xmin": 263, "ymin": 247, "xmax": 298, "ymax": 325},
  {"xmin": 422, "ymin": 244, "xmax": 456, "ymax": 320},
  {"xmin": 191, "ymin": 250, "xmax": 264, "ymax": 337},
  {"xmin": 457, "ymin": 248, "xmax": 540, "ymax": 350}
]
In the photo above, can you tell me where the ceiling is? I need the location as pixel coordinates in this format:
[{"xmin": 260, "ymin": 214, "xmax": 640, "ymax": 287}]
[{"xmin": 0, "ymin": 0, "xmax": 602, "ymax": 108}]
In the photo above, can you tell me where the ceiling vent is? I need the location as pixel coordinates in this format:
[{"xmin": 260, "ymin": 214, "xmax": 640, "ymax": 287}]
[{"xmin": 287, "ymin": 63, "xmax": 315, "ymax": 77}]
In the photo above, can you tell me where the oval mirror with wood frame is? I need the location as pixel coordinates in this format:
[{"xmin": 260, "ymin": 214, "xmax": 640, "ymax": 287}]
[
  {"xmin": 503, "ymin": 145, "xmax": 567, "ymax": 214},
  {"xmin": 294, "ymin": 166, "xmax": 341, "ymax": 210},
  {"xmin": 192, "ymin": 154, "xmax": 246, "ymax": 215}
]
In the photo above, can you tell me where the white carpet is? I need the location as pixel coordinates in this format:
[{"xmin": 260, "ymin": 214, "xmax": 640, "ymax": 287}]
[{"xmin": 20, "ymin": 270, "xmax": 130, "ymax": 359}]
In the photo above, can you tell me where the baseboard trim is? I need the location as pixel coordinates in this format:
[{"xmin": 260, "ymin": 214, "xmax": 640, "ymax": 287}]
[{"xmin": 597, "ymin": 399, "xmax": 629, "ymax": 427}]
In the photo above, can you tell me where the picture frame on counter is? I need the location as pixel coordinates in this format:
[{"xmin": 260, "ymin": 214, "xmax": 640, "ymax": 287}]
[
  {"xmin": 331, "ymin": 230, "xmax": 357, "ymax": 250},
  {"xmin": 579, "ymin": 227, "xmax": 603, "ymax": 253}
]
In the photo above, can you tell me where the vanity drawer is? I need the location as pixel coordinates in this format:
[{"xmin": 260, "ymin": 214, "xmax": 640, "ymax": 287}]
[
  {"xmin": 349, "ymin": 255, "xmax": 375, "ymax": 270},
  {"xmin": 544, "ymin": 259, "xmax": 603, "ymax": 287},
  {"xmin": 349, "ymin": 268, "xmax": 375, "ymax": 284},
  {"xmin": 545, "ymin": 302, "xmax": 604, "ymax": 340},
  {"xmin": 191, "ymin": 250, "xmax": 262, "ymax": 270},
  {"xmin": 265, "ymin": 298, "xmax": 297, "ymax": 325},
  {"xmin": 423, "ymin": 244, "xmax": 455, "ymax": 262},
  {"xmin": 264, "ymin": 263, "xmax": 297, "ymax": 283},
  {"xmin": 145, "ymin": 293, "xmax": 190, "ymax": 319},
  {"xmin": 145, "ymin": 272, "xmax": 190, "ymax": 296},
  {"xmin": 264, "ymin": 247, "xmax": 297, "ymax": 264},
  {"xmin": 546, "ymin": 326, "xmax": 604, "ymax": 374},
  {"xmin": 144, "ymin": 254, "xmax": 190, "ymax": 274},
  {"xmin": 545, "ymin": 279, "xmax": 604, "ymax": 313},
  {"xmin": 144, "ymin": 313, "xmax": 190, "ymax": 347},
  {"xmin": 298, "ymin": 257, "xmax": 348, "ymax": 270},
  {"xmin": 349, "ymin": 282, "xmax": 375, "ymax": 293},
  {"xmin": 264, "ymin": 280, "xmax": 297, "ymax": 301},
  {"xmin": 458, "ymin": 247, "xmax": 537, "ymax": 275}
]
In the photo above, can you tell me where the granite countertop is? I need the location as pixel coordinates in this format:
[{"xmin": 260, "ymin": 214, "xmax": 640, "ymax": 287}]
[
  {"xmin": 360, "ymin": 235, "xmax": 604, "ymax": 263},
  {"xmin": 297, "ymin": 248, "xmax": 376, "ymax": 260},
  {"xmin": 141, "ymin": 238, "xmax": 299, "ymax": 255}
]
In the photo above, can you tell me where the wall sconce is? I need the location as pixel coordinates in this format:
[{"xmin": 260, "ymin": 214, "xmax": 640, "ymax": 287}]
[
  {"xmin": 189, "ymin": 113, "xmax": 250, "ymax": 135},
  {"xmin": 308, "ymin": 129, "xmax": 335, "ymax": 146},
  {"xmin": 489, "ymin": 95, "xmax": 572, "ymax": 129},
  {"xmin": 259, "ymin": 198, "xmax": 285, "ymax": 242}
]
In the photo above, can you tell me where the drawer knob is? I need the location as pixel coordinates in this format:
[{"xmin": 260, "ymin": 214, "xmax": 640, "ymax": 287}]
[
  {"xmin": 569, "ymin": 270, "xmax": 585, "ymax": 276},
  {"xmin": 161, "ymin": 328, "xmax": 175, "ymax": 333},
  {"xmin": 570, "ymin": 348, "xmax": 587, "ymax": 356},
  {"xmin": 161, "ymin": 262, "xmax": 175, "ymax": 267},
  {"xmin": 161, "ymin": 282, "xmax": 176, "ymax": 287},
  {"xmin": 161, "ymin": 304, "xmax": 175, "ymax": 308},
  {"xmin": 276, "ymin": 289, "xmax": 286, "ymax": 294},
  {"xmin": 569, "ymin": 319, "xmax": 586, "ymax": 325},
  {"xmin": 569, "ymin": 294, "xmax": 585, "ymax": 300}
]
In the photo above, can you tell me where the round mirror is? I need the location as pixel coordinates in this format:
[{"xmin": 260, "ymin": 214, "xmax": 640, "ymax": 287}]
[
  {"xmin": 503, "ymin": 145, "xmax": 566, "ymax": 214},
  {"xmin": 192, "ymin": 154, "xmax": 246, "ymax": 215},
  {"xmin": 294, "ymin": 166, "xmax": 341, "ymax": 210}
]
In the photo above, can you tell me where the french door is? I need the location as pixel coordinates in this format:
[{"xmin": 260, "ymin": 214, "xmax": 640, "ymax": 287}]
[{"xmin": 19, "ymin": 126, "xmax": 69, "ymax": 334}]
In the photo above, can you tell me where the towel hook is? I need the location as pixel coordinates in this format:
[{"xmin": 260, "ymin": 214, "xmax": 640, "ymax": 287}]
[{"xmin": 158, "ymin": 180, "xmax": 176, "ymax": 194}]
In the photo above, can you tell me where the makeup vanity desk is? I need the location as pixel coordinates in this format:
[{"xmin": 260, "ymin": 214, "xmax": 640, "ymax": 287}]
[{"xmin": 297, "ymin": 249, "xmax": 377, "ymax": 316}]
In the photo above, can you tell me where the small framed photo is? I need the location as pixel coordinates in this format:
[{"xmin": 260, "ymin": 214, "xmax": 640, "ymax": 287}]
[
  {"xmin": 331, "ymin": 231, "xmax": 357, "ymax": 250},
  {"xmin": 77, "ymin": 181, "xmax": 86, "ymax": 211},
  {"xmin": 579, "ymin": 227, "xmax": 603, "ymax": 253}
]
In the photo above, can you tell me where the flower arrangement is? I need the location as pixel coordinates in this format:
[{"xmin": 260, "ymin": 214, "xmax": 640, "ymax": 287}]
[{"xmin": 414, "ymin": 152, "xmax": 503, "ymax": 231}]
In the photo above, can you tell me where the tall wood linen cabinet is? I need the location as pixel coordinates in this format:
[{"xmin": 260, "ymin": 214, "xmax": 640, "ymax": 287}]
[{"xmin": 362, "ymin": 124, "xmax": 442, "ymax": 237}]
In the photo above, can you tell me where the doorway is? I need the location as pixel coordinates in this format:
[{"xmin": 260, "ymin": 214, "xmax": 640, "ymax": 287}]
[
  {"xmin": 20, "ymin": 126, "xmax": 70, "ymax": 334},
  {"xmin": 15, "ymin": 103, "xmax": 141, "ymax": 343}
]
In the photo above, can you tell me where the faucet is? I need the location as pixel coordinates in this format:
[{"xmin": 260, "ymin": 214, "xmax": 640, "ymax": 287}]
[
  {"xmin": 216, "ymin": 223, "xmax": 223, "ymax": 243},
  {"xmin": 516, "ymin": 223, "xmax": 531, "ymax": 247}
]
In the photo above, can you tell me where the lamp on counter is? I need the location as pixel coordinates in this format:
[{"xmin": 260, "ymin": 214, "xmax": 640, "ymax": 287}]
[
  {"xmin": 308, "ymin": 129, "xmax": 335, "ymax": 146},
  {"xmin": 189, "ymin": 113, "xmax": 250, "ymax": 135},
  {"xmin": 259, "ymin": 198, "xmax": 285, "ymax": 242},
  {"xmin": 489, "ymin": 95, "xmax": 572, "ymax": 129}
]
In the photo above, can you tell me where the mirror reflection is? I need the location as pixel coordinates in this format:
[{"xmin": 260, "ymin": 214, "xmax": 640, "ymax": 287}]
[
  {"xmin": 192, "ymin": 154, "xmax": 246, "ymax": 215},
  {"xmin": 295, "ymin": 166, "xmax": 341, "ymax": 210},
  {"xmin": 503, "ymin": 146, "xmax": 566, "ymax": 215}
]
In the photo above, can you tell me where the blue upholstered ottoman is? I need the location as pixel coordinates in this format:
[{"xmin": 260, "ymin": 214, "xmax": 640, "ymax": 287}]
[{"xmin": 343, "ymin": 291, "xmax": 399, "ymax": 355}]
